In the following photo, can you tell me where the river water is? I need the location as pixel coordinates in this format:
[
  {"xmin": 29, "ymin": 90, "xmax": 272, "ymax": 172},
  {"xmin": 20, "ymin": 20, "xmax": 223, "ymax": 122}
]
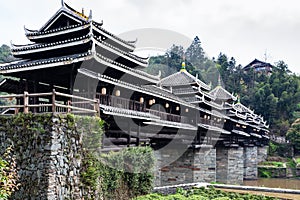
[{"xmin": 244, "ymin": 178, "xmax": 300, "ymax": 190}]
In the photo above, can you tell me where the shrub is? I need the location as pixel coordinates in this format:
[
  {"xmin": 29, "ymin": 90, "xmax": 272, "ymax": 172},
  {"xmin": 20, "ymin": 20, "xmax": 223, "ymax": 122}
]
[
  {"xmin": 259, "ymin": 161, "xmax": 284, "ymax": 167},
  {"xmin": 0, "ymin": 147, "xmax": 18, "ymax": 200},
  {"xmin": 81, "ymin": 146, "xmax": 155, "ymax": 200}
]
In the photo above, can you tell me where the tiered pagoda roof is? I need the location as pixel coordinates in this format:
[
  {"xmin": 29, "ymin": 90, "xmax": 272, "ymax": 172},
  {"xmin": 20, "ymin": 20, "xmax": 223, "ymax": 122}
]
[
  {"xmin": 209, "ymin": 81, "xmax": 269, "ymax": 142},
  {"xmin": 0, "ymin": 1, "xmax": 156, "ymax": 91},
  {"xmin": 209, "ymin": 85, "xmax": 237, "ymax": 101},
  {"xmin": 160, "ymin": 67, "xmax": 210, "ymax": 91}
]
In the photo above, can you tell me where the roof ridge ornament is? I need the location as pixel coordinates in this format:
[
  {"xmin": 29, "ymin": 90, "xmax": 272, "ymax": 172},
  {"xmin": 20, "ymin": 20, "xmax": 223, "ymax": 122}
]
[
  {"xmin": 180, "ymin": 61, "xmax": 186, "ymax": 72},
  {"xmin": 180, "ymin": 54, "xmax": 186, "ymax": 72},
  {"xmin": 23, "ymin": 25, "xmax": 28, "ymax": 34},
  {"xmin": 237, "ymin": 94, "xmax": 241, "ymax": 103},
  {"xmin": 88, "ymin": 10, "xmax": 93, "ymax": 21},
  {"xmin": 217, "ymin": 74, "xmax": 222, "ymax": 86},
  {"xmin": 61, "ymin": 0, "xmax": 64, "ymax": 7}
]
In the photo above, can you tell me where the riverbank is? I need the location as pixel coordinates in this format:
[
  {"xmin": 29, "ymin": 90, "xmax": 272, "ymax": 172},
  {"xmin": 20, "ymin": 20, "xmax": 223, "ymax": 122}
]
[
  {"xmin": 219, "ymin": 188, "xmax": 300, "ymax": 200},
  {"xmin": 244, "ymin": 178, "xmax": 300, "ymax": 190},
  {"xmin": 139, "ymin": 184, "xmax": 281, "ymax": 200},
  {"xmin": 152, "ymin": 182, "xmax": 300, "ymax": 199}
]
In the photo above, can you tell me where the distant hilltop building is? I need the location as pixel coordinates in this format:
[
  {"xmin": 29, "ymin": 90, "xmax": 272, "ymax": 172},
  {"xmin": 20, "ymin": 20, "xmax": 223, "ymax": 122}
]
[{"xmin": 243, "ymin": 59, "xmax": 273, "ymax": 75}]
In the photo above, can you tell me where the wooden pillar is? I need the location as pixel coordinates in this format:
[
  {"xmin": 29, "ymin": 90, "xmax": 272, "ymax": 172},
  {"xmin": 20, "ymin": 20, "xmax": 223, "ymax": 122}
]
[
  {"xmin": 197, "ymin": 129, "xmax": 201, "ymax": 144},
  {"xmin": 24, "ymin": 80, "xmax": 28, "ymax": 92},
  {"xmin": 136, "ymin": 123, "xmax": 140, "ymax": 146},
  {"xmin": 49, "ymin": 84, "xmax": 54, "ymax": 113},
  {"xmin": 94, "ymin": 99, "xmax": 100, "ymax": 117},
  {"xmin": 23, "ymin": 91, "xmax": 29, "ymax": 114},
  {"xmin": 52, "ymin": 89, "xmax": 56, "ymax": 113},
  {"xmin": 33, "ymin": 81, "xmax": 38, "ymax": 113},
  {"xmin": 127, "ymin": 122, "xmax": 131, "ymax": 147},
  {"xmin": 69, "ymin": 64, "xmax": 75, "ymax": 95}
]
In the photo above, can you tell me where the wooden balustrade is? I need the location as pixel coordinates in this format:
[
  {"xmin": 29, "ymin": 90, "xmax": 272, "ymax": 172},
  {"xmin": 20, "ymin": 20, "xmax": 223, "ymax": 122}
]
[
  {"xmin": 0, "ymin": 89, "xmax": 99, "ymax": 116},
  {"xmin": 198, "ymin": 118, "xmax": 224, "ymax": 128},
  {"xmin": 0, "ymin": 91, "xmax": 193, "ymax": 125},
  {"xmin": 97, "ymin": 94, "xmax": 146, "ymax": 111},
  {"xmin": 147, "ymin": 109, "xmax": 190, "ymax": 123},
  {"xmin": 96, "ymin": 94, "xmax": 190, "ymax": 123}
]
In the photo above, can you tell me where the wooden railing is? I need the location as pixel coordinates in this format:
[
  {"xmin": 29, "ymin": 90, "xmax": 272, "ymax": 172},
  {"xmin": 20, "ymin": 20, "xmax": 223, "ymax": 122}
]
[
  {"xmin": 96, "ymin": 94, "xmax": 145, "ymax": 112},
  {"xmin": 0, "ymin": 91, "xmax": 195, "ymax": 125},
  {"xmin": 147, "ymin": 109, "xmax": 189, "ymax": 123},
  {"xmin": 0, "ymin": 90, "xmax": 99, "ymax": 115},
  {"xmin": 198, "ymin": 118, "xmax": 224, "ymax": 128},
  {"xmin": 96, "ymin": 94, "xmax": 189, "ymax": 123}
]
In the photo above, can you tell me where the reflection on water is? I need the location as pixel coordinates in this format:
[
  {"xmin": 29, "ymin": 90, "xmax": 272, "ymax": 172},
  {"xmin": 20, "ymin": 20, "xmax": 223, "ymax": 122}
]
[{"xmin": 244, "ymin": 178, "xmax": 300, "ymax": 190}]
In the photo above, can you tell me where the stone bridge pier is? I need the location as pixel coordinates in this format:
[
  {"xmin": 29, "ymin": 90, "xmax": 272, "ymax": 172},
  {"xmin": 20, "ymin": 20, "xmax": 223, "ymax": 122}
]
[
  {"xmin": 216, "ymin": 146, "xmax": 244, "ymax": 184},
  {"xmin": 155, "ymin": 145, "xmax": 268, "ymax": 186},
  {"xmin": 154, "ymin": 146, "xmax": 216, "ymax": 186},
  {"xmin": 243, "ymin": 146, "xmax": 258, "ymax": 180}
]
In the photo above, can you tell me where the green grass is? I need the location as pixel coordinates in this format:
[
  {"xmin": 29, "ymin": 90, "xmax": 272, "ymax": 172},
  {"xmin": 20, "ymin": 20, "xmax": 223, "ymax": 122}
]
[
  {"xmin": 134, "ymin": 187, "xmax": 279, "ymax": 200},
  {"xmin": 259, "ymin": 161, "xmax": 284, "ymax": 167}
]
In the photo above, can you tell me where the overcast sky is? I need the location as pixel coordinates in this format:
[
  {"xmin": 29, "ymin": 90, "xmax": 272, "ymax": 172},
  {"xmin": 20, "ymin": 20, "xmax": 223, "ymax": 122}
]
[{"xmin": 1, "ymin": 0, "xmax": 300, "ymax": 73}]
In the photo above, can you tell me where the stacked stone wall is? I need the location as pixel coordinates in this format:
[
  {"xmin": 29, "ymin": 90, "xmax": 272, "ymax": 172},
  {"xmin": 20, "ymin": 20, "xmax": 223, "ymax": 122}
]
[
  {"xmin": 156, "ymin": 148, "xmax": 216, "ymax": 186},
  {"xmin": 244, "ymin": 146, "xmax": 258, "ymax": 180},
  {"xmin": 0, "ymin": 114, "xmax": 100, "ymax": 199},
  {"xmin": 257, "ymin": 146, "xmax": 268, "ymax": 163},
  {"xmin": 216, "ymin": 147, "xmax": 244, "ymax": 184}
]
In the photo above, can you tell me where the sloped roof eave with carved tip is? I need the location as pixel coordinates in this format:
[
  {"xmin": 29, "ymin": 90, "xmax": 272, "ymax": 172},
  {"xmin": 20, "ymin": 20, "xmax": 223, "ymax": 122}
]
[
  {"xmin": 93, "ymin": 37, "xmax": 148, "ymax": 67},
  {"xmin": 0, "ymin": 52, "xmax": 93, "ymax": 74},
  {"xmin": 209, "ymin": 85, "xmax": 237, "ymax": 101},
  {"xmin": 11, "ymin": 34, "xmax": 92, "ymax": 57},
  {"xmin": 24, "ymin": 2, "xmax": 135, "ymax": 51},
  {"xmin": 0, "ymin": 52, "xmax": 157, "ymax": 85},
  {"xmin": 233, "ymin": 102, "xmax": 252, "ymax": 113},
  {"xmin": 25, "ymin": 22, "xmax": 91, "ymax": 40},
  {"xmin": 39, "ymin": 2, "xmax": 90, "ymax": 32},
  {"xmin": 159, "ymin": 70, "xmax": 210, "ymax": 90}
]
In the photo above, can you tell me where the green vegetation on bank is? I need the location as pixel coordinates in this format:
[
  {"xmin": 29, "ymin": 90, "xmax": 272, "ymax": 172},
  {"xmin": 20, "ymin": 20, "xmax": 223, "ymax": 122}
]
[
  {"xmin": 295, "ymin": 158, "xmax": 300, "ymax": 166},
  {"xmin": 259, "ymin": 161, "xmax": 284, "ymax": 168},
  {"xmin": 134, "ymin": 187, "xmax": 278, "ymax": 200},
  {"xmin": 81, "ymin": 146, "xmax": 155, "ymax": 200},
  {"xmin": 287, "ymin": 119, "xmax": 300, "ymax": 154},
  {"xmin": 0, "ymin": 147, "xmax": 18, "ymax": 200}
]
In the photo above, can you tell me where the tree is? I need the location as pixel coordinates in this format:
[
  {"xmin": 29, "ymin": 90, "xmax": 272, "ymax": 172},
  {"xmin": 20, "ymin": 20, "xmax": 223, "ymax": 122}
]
[
  {"xmin": 166, "ymin": 44, "xmax": 184, "ymax": 72},
  {"xmin": 185, "ymin": 36, "xmax": 205, "ymax": 71},
  {"xmin": 0, "ymin": 45, "xmax": 14, "ymax": 63},
  {"xmin": 287, "ymin": 119, "xmax": 300, "ymax": 155}
]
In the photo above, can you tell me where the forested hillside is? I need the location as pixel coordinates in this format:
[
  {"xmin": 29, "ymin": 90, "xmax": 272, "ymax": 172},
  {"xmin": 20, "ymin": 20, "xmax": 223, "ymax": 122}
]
[
  {"xmin": 145, "ymin": 37, "xmax": 300, "ymax": 136},
  {"xmin": 0, "ymin": 44, "xmax": 14, "ymax": 63},
  {"xmin": 0, "ymin": 44, "xmax": 15, "ymax": 106}
]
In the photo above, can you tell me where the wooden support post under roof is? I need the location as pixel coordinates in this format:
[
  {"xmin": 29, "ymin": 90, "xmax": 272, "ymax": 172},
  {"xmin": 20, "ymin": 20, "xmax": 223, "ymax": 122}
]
[
  {"xmin": 23, "ymin": 91, "xmax": 29, "ymax": 114},
  {"xmin": 52, "ymin": 89, "xmax": 56, "ymax": 112},
  {"xmin": 127, "ymin": 122, "xmax": 131, "ymax": 147},
  {"xmin": 70, "ymin": 64, "xmax": 75, "ymax": 94},
  {"xmin": 136, "ymin": 123, "xmax": 140, "ymax": 146},
  {"xmin": 33, "ymin": 80, "xmax": 37, "ymax": 113}
]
